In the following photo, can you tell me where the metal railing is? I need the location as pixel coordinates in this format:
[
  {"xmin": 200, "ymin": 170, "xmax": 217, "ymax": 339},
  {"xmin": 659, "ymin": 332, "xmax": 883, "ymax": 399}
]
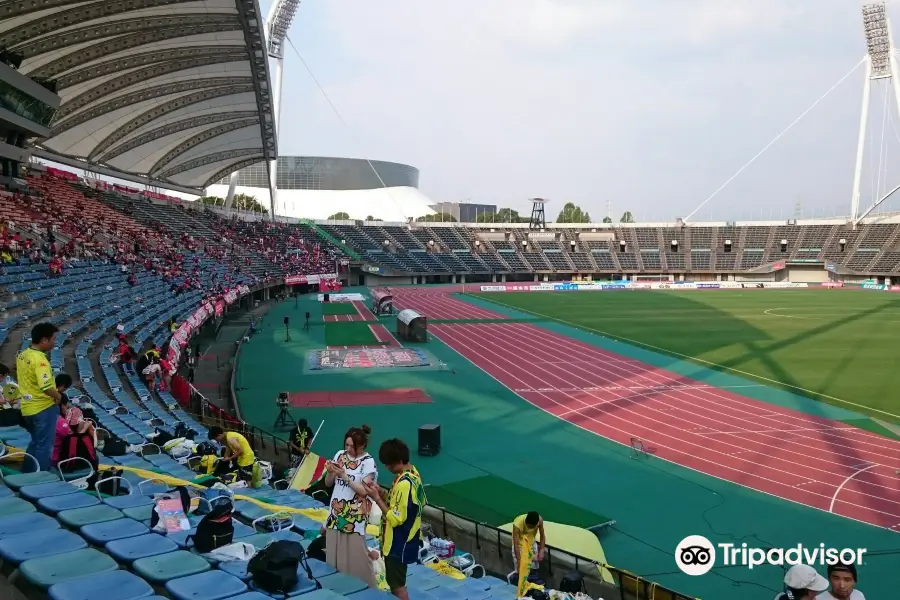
[{"xmin": 424, "ymin": 503, "xmax": 697, "ymax": 600}]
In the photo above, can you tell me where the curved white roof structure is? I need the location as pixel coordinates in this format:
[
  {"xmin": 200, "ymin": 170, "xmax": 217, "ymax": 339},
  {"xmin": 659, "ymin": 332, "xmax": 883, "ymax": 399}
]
[{"xmin": 4, "ymin": 0, "xmax": 277, "ymax": 194}]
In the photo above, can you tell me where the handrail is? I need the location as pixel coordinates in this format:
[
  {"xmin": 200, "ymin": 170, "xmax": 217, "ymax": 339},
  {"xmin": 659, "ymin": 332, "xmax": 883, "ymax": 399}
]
[{"xmin": 423, "ymin": 502, "xmax": 697, "ymax": 600}]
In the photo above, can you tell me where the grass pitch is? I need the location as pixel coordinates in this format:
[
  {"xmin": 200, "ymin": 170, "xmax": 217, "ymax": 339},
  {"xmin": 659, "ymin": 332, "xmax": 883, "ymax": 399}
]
[{"xmin": 470, "ymin": 289, "xmax": 900, "ymax": 421}]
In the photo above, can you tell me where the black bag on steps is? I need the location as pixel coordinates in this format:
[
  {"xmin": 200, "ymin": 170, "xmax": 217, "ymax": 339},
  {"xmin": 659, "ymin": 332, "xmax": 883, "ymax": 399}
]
[
  {"xmin": 248, "ymin": 540, "xmax": 313, "ymax": 594},
  {"xmin": 188, "ymin": 493, "xmax": 234, "ymax": 553},
  {"xmin": 559, "ymin": 571, "xmax": 586, "ymax": 594}
]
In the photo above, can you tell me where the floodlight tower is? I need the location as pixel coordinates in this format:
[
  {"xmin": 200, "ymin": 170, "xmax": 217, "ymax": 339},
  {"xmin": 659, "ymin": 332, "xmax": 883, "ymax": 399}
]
[
  {"xmin": 851, "ymin": 3, "xmax": 900, "ymax": 225},
  {"xmin": 224, "ymin": 0, "xmax": 301, "ymax": 218}
]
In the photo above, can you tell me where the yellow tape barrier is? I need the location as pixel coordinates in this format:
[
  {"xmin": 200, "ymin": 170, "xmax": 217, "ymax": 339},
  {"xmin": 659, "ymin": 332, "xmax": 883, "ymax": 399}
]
[{"xmin": 100, "ymin": 464, "xmax": 381, "ymax": 536}]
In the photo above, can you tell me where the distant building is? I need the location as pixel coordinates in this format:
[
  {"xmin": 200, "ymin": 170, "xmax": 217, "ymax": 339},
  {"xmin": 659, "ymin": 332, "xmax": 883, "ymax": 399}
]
[{"xmin": 428, "ymin": 202, "xmax": 497, "ymax": 223}]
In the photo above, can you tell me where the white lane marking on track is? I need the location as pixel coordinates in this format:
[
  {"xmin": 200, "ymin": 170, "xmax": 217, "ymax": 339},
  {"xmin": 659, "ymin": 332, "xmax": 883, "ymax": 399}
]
[{"xmin": 830, "ymin": 464, "xmax": 881, "ymax": 512}]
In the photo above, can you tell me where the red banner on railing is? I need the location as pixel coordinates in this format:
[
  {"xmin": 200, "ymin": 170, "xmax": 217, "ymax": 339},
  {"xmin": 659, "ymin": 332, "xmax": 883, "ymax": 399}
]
[
  {"xmin": 166, "ymin": 285, "xmax": 251, "ymax": 369},
  {"xmin": 285, "ymin": 272, "xmax": 338, "ymax": 285}
]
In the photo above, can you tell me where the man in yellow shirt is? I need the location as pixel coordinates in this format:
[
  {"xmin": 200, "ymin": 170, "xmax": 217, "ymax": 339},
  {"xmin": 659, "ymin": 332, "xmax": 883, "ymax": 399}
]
[
  {"xmin": 209, "ymin": 426, "xmax": 256, "ymax": 481},
  {"xmin": 366, "ymin": 439, "xmax": 425, "ymax": 600},
  {"xmin": 512, "ymin": 511, "xmax": 546, "ymax": 597},
  {"xmin": 16, "ymin": 323, "xmax": 62, "ymax": 472}
]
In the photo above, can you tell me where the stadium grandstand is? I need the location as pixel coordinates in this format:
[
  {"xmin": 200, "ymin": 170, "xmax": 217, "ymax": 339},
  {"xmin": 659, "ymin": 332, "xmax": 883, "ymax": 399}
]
[{"xmin": 3, "ymin": 2, "xmax": 900, "ymax": 600}]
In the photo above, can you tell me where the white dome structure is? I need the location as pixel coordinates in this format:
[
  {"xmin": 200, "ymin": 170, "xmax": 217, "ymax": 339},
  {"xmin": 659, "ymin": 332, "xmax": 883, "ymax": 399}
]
[{"xmin": 204, "ymin": 155, "xmax": 436, "ymax": 221}]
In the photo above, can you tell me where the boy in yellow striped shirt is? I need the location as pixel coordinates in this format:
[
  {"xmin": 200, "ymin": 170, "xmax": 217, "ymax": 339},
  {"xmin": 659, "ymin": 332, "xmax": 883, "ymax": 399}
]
[{"xmin": 365, "ymin": 439, "xmax": 425, "ymax": 600}]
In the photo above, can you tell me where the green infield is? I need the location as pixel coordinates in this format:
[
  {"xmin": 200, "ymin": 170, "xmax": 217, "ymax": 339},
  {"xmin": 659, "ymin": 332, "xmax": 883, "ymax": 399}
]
[
  {"xmin": 322, "ymin": 302, "xmax": 360, "ymax": 316},
  {"xmin": 323, "ymin": 321, "xmax": 383, "ymax": 346},
  {"xmin": 469, "ymin": 289, "xmax": 900, "ymax": 421}
]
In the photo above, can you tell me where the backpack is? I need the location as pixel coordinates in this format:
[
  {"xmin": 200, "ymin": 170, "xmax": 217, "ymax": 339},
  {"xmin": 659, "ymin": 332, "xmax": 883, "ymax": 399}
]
[
  {"xmin": 248, "ymin": 540, "xmax": 313, "ymax": 595},
  {"xmin": 174, "ymin": 422, "xmax": 198, "ymax": 440},
  {"xmin": 189, "ymin": 491, "xmax": 234, "ymax": 553},
  {"xmin": 103, "ymin": 435, "xmax": 128, "ymax": 457},
  {"xmin": 558, "ymin": 572, "xmax": 586, "ymax": 595},
  {"xmin": 59, "ymin": 431, "xmax": 98, "ymax": 470},
  {"xmin": 93, "ymin": 468, "xmax": 124, "ymax": 495}
]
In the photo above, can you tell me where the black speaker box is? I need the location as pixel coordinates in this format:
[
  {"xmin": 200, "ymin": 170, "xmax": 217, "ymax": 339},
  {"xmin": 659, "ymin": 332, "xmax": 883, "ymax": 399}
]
[
  {"xmin": 324, "ymin": 293, "xmax": 330, "ymax": 302},
  {"xmin": 418, "ymin": 424, "xmax": 441, "ymax": 457}
]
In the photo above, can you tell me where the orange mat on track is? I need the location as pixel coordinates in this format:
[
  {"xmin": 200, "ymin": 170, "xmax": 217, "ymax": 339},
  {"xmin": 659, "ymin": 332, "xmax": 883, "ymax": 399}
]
[{"xmin": 289, "ymin": 388, "xmax": 432, "ymax": 407}]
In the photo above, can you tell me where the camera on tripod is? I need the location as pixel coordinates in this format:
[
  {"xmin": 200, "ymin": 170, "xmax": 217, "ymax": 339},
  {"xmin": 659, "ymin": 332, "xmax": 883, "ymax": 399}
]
[{"xmin": 274, "ymin": 392, "xmax": 295, "ymax": 430}]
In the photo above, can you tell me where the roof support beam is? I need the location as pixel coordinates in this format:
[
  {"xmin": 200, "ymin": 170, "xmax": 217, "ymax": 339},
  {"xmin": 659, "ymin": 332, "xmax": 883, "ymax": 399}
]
[{"xmin": 31, "ymin": 147, "xmax": 202, "ymax": 195}]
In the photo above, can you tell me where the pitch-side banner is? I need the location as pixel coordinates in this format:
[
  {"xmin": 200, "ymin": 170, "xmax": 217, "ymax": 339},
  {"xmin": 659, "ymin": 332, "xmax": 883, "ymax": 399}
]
[{"xmin": 286, "ymin": 273, "xmax": 339, "ymax": 285}]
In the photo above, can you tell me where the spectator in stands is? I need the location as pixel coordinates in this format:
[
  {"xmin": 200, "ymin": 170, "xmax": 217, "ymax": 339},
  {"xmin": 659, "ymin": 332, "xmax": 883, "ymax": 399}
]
[
  {"xmin": 324, "ymin": 425, "xmax": 378, "ymax": 588},
  {"xmin": 116, "ymin": 335, "xmax": 137, "ymax": 375},
  {"xmin": 775, "ymin": 564, "xmax": 829, "ymax": 600},
  {"xmin": 142, "ymin": 356, "xmax": 162, "ymax": 391},
  {"xmin": 512, "ymin": 511, "xmax": 546, "ymax": 597},
  {"xmin": 365, "ymin": 438, "xmax": 425, "ymax": 600},
  {"xmin": 820, "ymin": 562, "xmax": 865, "ymax": 600},
  {"xmin": 0, "ymin": 362, "xmax": 24, "ymax": 427},
  {"xmin": 50, "ymin": 375, "xmax": 74, "ymax": 467},
  {"xmin": 290, "ymin": 418, "xmax": 314, "ymax": 462},
  {"xmin": 17, "ymin": 322, "xmax": 63, "ymax": 472},
  {"xmin": 208, "ymin": 426, "xmax": 256, "ymax": 482}
]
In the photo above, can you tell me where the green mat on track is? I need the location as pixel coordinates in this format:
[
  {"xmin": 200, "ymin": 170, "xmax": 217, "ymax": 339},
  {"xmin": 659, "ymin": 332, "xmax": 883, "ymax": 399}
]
[
  {"xmin": 323, "ymin": 321, "xmax": 383, "ymax": 346},
  {"xmin": 425, "ymin": 474, "xmax": 612, "ymax": 528},
  {"xmin": 322, "ymin": 303, "xmax": 360, "ymax": 316}
]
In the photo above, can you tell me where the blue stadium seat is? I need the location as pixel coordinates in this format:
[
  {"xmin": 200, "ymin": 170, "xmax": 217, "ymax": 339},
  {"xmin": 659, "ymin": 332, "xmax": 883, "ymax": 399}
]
[
  {"xmin": 18, "ymin": 548, "xmax": 119, "ymax": 589},
  {"xmin": 132, "ymin": 550, "xmax": 211, "ymax": 584},
  {"xmin": 0, "ymin": 511, "xmax": 59, "ymax": 538},
  {"xmin": 319, "ymin": 572, "xmax": 368, "ymax": 595},
  {"xmin": 19, "ymin": 481, "xmax": 82, "ymax": 500},
  {"xmin": 0, "ymin": 497, "xmax": 36, "ymax": 515},
  {"xmin": 306, "ymin": 558, "xmax": 337, "ymax": 578},
  {"xmin": 297, "ymin": 591, "xmax": 345, "ymax": 600},
  {"xmin": 106, "ymin": 533, "xmax": 179, "ymax": 563},
  {"xmin": 81, "ymin": 517, "xmax": 149, "ymax": 544},
  {"xmin": 48, "ymin": 570, "xmax": 155, "ymax": 600},
  {"xmin": 58, "ymin": 504, "xmax": 123, "ymax": 528},
  {"xmin": 217, "ymin": 559, "xmax": 251, "ymax": 581},
  {"xmin": 104, "ymin": 492, "xmax": 155, "ymax": 510},
  {"xmin": 348, "ymin": 589, "xmax": 394, "ymax": 600},
  {"xmin": 0, "ymin": 529, "xmax": 87, "ymax": 564},
  {"xmin": 1, "ymin": 470, "xmax": 58, "ymax": 489},
  {"xmin": 165, "ymin": 570, "xmax": 248, "ymax": 600},
  {"xmin": 38, "ymin": 491, "xmax": 102, "ymax": 513}
]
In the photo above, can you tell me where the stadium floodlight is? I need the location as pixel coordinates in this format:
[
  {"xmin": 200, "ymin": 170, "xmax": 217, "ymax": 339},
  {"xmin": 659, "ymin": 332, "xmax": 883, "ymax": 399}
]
[
  {"xmin": 863, "ymin": 3, "xmax": 891, "ymax": 77},
  {"xmin": 851, "ymin": 3, "xmax": 900, "ymax": 225}
]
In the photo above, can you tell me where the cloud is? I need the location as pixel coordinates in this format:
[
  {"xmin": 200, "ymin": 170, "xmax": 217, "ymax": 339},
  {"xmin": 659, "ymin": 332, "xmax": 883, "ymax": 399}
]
[{"xmin": 275, "ymin": 0, "xmax": 900, "ymax": 220}]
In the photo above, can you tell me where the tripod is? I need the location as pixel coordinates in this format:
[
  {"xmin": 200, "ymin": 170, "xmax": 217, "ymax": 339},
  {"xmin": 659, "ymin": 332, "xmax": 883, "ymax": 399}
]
[{"xmin": 274, "ymin": 403, "xmax": 296, "ymax": 430}]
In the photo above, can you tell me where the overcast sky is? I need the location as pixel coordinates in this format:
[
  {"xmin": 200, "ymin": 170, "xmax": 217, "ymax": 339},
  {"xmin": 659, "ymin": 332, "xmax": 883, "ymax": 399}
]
[{"xmin": 265, "ymin": 0, "xmax": 900, "ymax": 222}]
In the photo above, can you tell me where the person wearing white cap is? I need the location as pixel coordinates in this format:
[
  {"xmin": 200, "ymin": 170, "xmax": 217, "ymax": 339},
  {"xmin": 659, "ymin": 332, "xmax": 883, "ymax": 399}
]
[{"xmin": 774, "ymin": 564, "xmax": 830, "ymax": 600}]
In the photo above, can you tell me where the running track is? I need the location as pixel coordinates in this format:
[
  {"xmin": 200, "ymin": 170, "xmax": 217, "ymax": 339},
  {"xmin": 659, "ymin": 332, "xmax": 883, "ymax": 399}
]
[
  {"xmin": 388, "ymin": 286, "xmax": 504, "ymax": 320},
  {"xmin": 403, "ymin": 289, "xmax": 900, "ymax": 532}
]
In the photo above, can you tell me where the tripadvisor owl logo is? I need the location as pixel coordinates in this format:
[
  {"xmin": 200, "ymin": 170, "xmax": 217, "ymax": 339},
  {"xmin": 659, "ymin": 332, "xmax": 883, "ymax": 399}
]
[{"xmin": 675, "ymin": 535, "xmax": 715, "ymax": 576}]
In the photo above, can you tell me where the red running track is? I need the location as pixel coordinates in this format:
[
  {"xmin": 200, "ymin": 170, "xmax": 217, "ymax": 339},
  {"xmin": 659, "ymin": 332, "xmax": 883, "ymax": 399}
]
[
  {"xmin": 387, "ymin": 287, "xmax": 505, "ymax": 320},
  {"xmin": 431, "ymin": 320, "xmax": 900, "ymax": 532}
]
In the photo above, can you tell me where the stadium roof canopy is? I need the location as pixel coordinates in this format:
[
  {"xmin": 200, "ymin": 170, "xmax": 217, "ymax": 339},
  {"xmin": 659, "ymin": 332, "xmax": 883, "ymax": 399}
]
[{"xmin": 3, "ymin": 0, "xmax": 277, "ymax": 195}]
